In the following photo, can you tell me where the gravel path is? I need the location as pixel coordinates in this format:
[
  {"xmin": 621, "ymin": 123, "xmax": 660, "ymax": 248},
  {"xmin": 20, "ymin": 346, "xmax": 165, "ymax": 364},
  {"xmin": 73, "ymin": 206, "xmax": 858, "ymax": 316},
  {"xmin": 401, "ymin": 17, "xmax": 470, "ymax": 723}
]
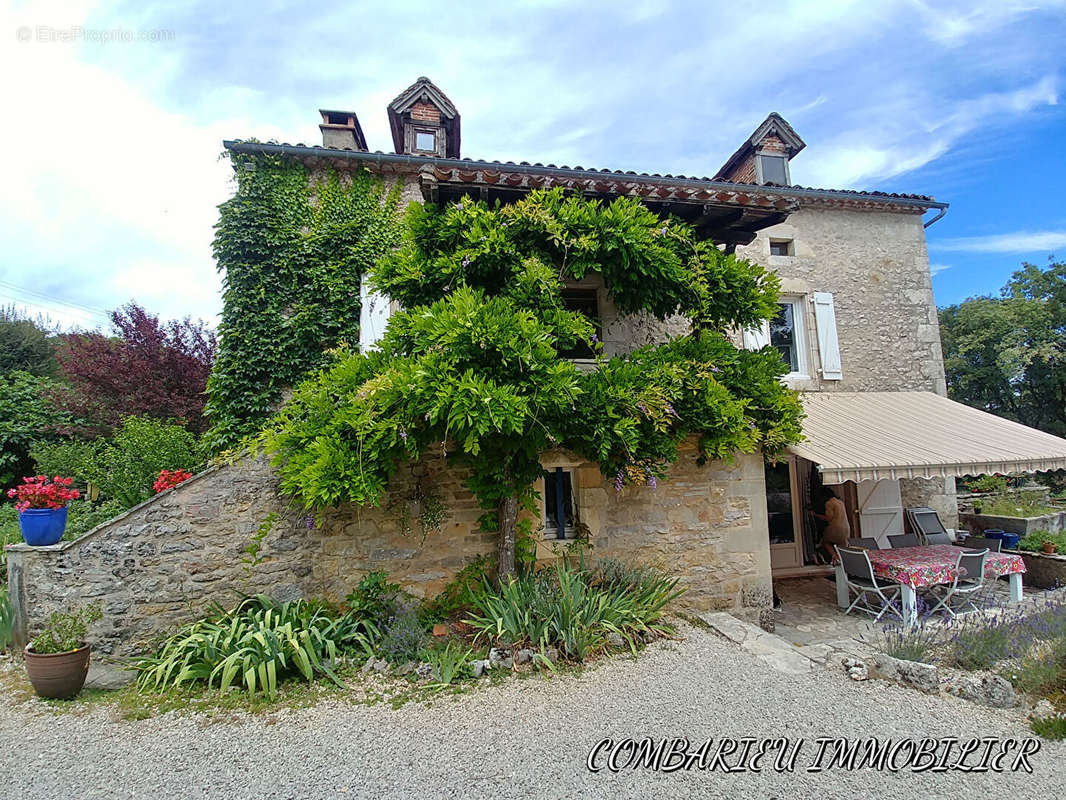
[{"xmin": 1, "ymin": 626, "xmax": 1063, "ymax": 799}]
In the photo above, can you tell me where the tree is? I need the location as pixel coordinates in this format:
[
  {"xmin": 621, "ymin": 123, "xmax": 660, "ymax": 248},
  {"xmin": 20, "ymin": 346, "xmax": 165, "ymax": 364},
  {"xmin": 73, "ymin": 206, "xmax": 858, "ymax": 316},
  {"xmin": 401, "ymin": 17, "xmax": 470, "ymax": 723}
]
[
  {"xmin": 53, "ymin": 303, "xmax": 216, "ymax": 436},
  {"xmin": 261, "ymin": 189, "xmax": 803, "ymax": 579},
  {"xmin": 0, "ymin": 371, "xmax": 72, "ymax": 489},
  {"xmin": 0, "ymin": 305, "xmax": 57, "ymax": 377},
  {"xmin": 940, "ymin": 258, "xmax": 1066, "ymax": 437}
]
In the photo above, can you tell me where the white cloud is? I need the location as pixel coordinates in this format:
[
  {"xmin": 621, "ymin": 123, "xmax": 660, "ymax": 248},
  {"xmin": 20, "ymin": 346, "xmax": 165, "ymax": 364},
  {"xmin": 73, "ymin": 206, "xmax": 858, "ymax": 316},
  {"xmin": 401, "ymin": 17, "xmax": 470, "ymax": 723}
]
[
  {"xmin": 933, "ymin": 231, "xmax": 1066, "ymax": 254},
  {"xmin": 929, "ymin": 263, "xmax": 952, "ymax": 275}
]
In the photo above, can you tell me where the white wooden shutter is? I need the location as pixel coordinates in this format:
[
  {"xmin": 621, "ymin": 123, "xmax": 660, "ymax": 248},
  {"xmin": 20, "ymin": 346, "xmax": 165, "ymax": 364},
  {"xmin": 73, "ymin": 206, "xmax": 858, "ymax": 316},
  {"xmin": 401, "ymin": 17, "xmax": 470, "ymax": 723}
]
[
  {"xmin": 359, "ymin": 280, "xmax": 392, "ymax": 353},
  {"xmin": 742, "ymin": 322, "xmax": 770, "ymax": 351},
  {"xmin": 857, "ymin": 479, "xmax": 905, "ymax": 547},
  {"xmin": 812, "ymin": 292, "xmax": 843, "ymax": 380}
]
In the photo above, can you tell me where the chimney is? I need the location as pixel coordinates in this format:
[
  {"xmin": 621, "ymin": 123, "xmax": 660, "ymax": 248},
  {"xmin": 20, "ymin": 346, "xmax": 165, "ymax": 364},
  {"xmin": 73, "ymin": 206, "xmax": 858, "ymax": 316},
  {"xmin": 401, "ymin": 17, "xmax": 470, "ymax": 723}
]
[{"xmin": 319, "ymin": 110, "xmax": 368, "ymax": 151}]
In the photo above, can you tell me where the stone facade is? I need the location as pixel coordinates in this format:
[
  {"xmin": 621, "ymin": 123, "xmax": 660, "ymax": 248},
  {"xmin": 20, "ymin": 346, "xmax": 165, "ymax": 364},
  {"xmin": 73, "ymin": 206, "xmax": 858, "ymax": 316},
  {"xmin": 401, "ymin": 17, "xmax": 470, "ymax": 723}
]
[
  {"xmin": 7, "ymin": 444, "xmax": 771, "ymax": 656},
  {"xmin": 737, "ymin": 204, "xmax": 956, "ymax": 523}
]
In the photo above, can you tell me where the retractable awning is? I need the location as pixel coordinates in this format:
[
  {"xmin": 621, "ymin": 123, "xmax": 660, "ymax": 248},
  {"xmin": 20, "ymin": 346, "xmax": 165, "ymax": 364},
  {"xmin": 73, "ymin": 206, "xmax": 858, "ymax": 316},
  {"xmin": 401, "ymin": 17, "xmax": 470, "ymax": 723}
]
[{"xmin": 787, "ymin": 391, "xmax": 1066, "ymax": 484}]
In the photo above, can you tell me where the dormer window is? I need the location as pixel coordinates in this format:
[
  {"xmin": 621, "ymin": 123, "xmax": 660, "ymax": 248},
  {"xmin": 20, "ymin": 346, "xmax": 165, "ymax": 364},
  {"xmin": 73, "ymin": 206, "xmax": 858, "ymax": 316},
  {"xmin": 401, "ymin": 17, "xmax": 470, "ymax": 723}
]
[
  {"xmin": 415, "ymin": 131, "xmax": 436, "ymax": 152},
  {"xmin": 757, "ymin": 153, "xmax": 789, "ymax": 185}
]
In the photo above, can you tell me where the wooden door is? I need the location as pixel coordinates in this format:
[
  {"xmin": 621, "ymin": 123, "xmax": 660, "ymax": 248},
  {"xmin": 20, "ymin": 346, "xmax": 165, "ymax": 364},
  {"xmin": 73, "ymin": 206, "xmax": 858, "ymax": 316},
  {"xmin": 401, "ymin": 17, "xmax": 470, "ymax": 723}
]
[{"xmin": 857, "ymin": 479, "xmax": 905, "ymax": 547}]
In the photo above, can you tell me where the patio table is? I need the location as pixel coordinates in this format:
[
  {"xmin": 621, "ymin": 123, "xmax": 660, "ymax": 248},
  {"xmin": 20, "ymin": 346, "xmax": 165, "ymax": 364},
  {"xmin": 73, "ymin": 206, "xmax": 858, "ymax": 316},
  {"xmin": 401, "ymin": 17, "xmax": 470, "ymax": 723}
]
[{"xmin": 834, "ymin": 543, "xmax": 1026, "ymax": 625}]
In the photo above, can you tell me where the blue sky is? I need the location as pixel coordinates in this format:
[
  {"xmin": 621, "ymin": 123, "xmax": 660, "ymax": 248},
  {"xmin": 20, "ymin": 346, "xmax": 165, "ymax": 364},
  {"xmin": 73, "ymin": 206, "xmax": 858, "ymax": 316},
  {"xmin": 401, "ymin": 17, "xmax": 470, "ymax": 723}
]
[{"xmin": 1, "ymin": 0, "xmax": 1064, "ymax": 329}]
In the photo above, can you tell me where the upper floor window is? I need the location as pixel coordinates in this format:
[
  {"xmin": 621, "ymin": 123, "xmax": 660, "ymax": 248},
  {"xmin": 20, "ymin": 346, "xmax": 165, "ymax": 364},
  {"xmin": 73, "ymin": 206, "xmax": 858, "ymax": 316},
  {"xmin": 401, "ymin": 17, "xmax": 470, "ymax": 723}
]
[
  {"xmin": 770, "ymin": 299, "xmax": 807, "ymax": 377},
  {"xmin": 415, "ymin": 131, "xmax": 436, "ymax": 152},
  {"xmin": 757, "ymin": 154, "xmax": 789, "ymax": 185},
  {"xmin": 558, "ymin": 288, "xmax": 600, "ymax": 359}
]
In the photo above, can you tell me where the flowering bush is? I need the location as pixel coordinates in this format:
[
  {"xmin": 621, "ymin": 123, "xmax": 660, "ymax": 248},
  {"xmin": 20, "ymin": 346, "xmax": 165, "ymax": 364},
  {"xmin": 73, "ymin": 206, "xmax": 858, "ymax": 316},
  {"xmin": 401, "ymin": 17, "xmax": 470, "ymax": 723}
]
[
  {"xmin": 153, "ymin": 468, "xmax": 193, "ymax": 494},
  {"xmin": 6, "ymin": 475, "xmax": 80, "ymax": 512}
]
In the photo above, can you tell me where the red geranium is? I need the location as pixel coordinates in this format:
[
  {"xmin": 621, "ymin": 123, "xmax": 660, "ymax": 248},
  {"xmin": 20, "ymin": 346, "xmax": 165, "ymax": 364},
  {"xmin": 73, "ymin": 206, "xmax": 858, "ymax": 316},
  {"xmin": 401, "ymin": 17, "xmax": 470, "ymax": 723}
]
[
  {"xmin": 6, "ymin": 476, "xmax": 80, "ymax": 512},
  {"xmin": 153, "ymin": 469, "xmax": 193, "ymax": 494}
]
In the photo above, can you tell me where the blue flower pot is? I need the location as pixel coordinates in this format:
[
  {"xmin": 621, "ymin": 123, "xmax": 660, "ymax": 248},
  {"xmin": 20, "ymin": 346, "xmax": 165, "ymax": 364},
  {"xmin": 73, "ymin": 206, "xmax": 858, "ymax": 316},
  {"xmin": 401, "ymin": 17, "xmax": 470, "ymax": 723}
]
[{"xmin": 17, "ymin": 506, "xmax": 69, "ymax": 546}]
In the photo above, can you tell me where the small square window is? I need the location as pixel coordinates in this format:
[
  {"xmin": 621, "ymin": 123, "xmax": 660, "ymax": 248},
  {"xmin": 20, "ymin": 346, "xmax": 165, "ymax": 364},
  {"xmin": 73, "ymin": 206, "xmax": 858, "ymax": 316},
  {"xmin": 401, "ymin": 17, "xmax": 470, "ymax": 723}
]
[
  {"xmin": 769, "ymin": 239, "xmax": 793, "ymax": 257},
  {"xmin": 758, "ymin": 154, "xmax": 788, "ymax": 185},
  {"xmin": 558, "ymin": 288, "xmax": 601, "ymax": 359},
  {"xmin": 543, "ymin": 468, "xmax": 578, "ymax": 539},
  {"xmin": 415, "ymin": 131, "xmax": 436, "ymax": 152}
]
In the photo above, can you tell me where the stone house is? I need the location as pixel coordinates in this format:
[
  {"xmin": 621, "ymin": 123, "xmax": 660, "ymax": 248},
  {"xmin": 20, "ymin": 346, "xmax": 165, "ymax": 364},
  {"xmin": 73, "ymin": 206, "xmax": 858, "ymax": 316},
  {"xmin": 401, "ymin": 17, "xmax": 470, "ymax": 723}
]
[{"xmin": 10, "ymin": 77, "xmax": 1066, "ymax": 654}]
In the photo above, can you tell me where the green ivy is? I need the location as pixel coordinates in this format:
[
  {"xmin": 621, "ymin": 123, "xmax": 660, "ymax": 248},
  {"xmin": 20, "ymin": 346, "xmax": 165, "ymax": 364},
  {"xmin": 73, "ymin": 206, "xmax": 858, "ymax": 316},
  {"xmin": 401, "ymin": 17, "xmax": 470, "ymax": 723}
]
[{"xmin": 205, "ymin": 153, "xmax": 403, "ymax": 451}]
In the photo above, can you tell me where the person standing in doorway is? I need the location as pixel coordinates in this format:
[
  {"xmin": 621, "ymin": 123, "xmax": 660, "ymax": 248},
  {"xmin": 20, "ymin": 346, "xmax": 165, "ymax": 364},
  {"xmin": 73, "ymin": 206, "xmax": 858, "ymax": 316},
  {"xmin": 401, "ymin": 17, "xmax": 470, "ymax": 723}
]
[{"xmin": 814, "ymin": 486, "xmax": 850, "ymax": 563}]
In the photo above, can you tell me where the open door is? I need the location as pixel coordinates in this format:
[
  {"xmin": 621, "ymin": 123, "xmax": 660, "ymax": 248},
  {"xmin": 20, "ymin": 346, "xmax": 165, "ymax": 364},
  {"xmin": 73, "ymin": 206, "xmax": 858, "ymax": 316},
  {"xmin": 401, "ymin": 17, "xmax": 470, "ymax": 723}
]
[{"xmin": 856, "ymin": 479, "xmax": 905, "ymax": 547}]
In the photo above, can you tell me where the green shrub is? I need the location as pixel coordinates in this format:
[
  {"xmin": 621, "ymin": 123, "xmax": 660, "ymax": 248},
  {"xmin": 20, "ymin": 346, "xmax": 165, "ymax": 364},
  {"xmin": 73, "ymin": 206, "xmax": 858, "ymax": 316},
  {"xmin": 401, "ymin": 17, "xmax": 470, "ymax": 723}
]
[
  {"xmin": 34, "ymin": 416, "xmax": 203, "ymax": 509},
  {"xmin": 1032, "ymin": 714, "xmax": 1066, "ymax": 740},
  {"xmin": 379, "ymin": 598, "xmax": 427, "ymax": 663},
  {"xmin": 134, "ymin": 595, "xmax": 377, "ymax": 699},
  {"xmin": 875, "ymin": 619, "xmax": 941, "ymax": 663},
  {"xmin": 30, "ymin": 604, "xmax": 102, "ymax": 654},
  {"xmin": 466, "ymin": 559, "xmax": 682, "ymax": 661},
  {"xmin": 345, "ymin": 570, "xmax": 401, "ymax": 629},
  {"xmin": 966, "ymin": 475, "xmax": 1009, "ymax": 494},
  {"xmin": 423, "ymin": 640, "xmax": 472, "ymax": 685},
  {"xmin": 1008, "ymin": 638, "xmax": 1066, "ymax": 697},
  {"xmin": 64, "ymin": 498, "xmax": 126, "ymax": 539},
  {"xmin": 979, "ymin": 492, "xmax": 1059, "ymax": 518},
  {"xmin": 1018, "ymin": 529, "xmax": 1066, "ymax": 554},
  {"xmin": 420, "ymin": 555, "xmax": 495, "ymax": 623},
  {"xmin": 0, "ymin": 587, "xmax": 14, "ymax": 651}
]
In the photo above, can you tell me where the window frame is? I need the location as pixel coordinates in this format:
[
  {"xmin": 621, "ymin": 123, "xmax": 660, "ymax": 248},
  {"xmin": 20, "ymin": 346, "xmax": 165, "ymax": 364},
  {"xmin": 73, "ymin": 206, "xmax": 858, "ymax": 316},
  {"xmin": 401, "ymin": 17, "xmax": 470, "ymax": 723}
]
[
  {"xmin": 755, "ymin": 151, "xmax": 790, "ymax": 186},
  {"xmin": 558, "ymin": 287, "xmax": 601, "ymax": 360},
  {"xmin": 542, "ymin": 467, "xmax": 580, "ymax": 539},
  {"xmin": 769, "ymin": 238, "xmax": 794, "ymax": 257},
  {"xmin": 766, "ymin": 296, "xmax": 809, "ymax": 380},
  {"xmin": 414, "ymin": 129, "xmax": 437, "ymax": 153}
]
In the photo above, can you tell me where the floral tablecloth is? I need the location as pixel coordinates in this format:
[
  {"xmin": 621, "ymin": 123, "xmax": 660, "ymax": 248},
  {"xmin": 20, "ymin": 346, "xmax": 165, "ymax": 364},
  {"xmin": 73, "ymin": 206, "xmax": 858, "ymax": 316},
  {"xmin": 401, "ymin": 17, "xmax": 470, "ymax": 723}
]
[{"xmin": 865, "ymin": 544, "xmax": 1026, "ymax": 589}]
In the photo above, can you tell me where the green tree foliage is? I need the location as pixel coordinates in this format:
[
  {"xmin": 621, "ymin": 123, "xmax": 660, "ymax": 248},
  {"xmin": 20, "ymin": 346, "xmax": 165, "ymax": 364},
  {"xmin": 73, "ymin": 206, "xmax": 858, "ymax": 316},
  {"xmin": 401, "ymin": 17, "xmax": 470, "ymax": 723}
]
[
  {"xmin": 0, "ymin": 371, "xmax": 72, "ymax": 488},
  {"xmin": 205, "ymin": 154, "xmax": 404, "ymax": 451},
  {"xmin": 260, "ymin": 188, "xmax": 803, "ymax": 578},
  {"xmin": 0, "ymin": 305, "xmax": 57, "ymax": 377},
  {"xmin": 940, "ymin": 259, "xmax": 1066, "ymax": 436},
  {"xmin": 32, "ymin": 416, "xmax": 203, "ymax": 508}
]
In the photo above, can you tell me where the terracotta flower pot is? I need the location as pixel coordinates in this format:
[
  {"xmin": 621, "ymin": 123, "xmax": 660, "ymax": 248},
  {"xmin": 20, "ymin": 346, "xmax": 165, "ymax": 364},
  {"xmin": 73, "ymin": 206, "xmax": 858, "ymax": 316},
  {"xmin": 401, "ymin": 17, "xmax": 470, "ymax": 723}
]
[
  {"xmin": 24, "ymin": 644, "xmax": 90, "ymax": 699},
  {"xmin": 1043, "ymin": 540, "xmax": 1058, "ymax": 555}
]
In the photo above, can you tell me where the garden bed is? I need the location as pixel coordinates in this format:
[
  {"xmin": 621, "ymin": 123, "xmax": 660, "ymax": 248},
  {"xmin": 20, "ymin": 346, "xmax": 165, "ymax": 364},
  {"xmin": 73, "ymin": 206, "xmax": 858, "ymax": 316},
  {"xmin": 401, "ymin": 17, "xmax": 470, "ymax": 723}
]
[{"xmin": 959, "ymin": 510, "xmax": 1065, "ymax": 536}]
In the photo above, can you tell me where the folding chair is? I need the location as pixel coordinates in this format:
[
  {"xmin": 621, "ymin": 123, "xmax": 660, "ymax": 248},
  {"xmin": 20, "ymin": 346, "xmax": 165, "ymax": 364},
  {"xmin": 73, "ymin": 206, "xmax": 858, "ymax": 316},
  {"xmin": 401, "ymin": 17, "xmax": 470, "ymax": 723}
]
[
  {"xmin": 959, "ymin": 536, "xmax": 1001, "ymax": 553},
  {"xmin": 906, "ymin": 506, "xmax": 953, "ymax": 545},
  {"xmin": 835, "ymin": 546, "xmax": 903, "ymax": 622},
  {"xmin": 848, "ymin": 537, "xmax": 880, "ymax": 549},
  {"xmin": 926, "ymin": 549, "xmax": 990, "ymax": 618},
  {"xmin": 888, "ymin": 534, "xmax": 920, "ymax": 549},
  {"xmin": 924, "ymin": 532, "xmax": 953, "ymax": 545}
]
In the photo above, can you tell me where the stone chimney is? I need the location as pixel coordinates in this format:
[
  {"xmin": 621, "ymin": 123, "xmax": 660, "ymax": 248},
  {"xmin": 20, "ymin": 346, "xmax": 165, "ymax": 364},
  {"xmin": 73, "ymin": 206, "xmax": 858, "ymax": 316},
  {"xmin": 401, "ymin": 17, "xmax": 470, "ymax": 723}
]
[{"xmin": 319, "ymin": 110, "xmax": 368, "ymax": 151}]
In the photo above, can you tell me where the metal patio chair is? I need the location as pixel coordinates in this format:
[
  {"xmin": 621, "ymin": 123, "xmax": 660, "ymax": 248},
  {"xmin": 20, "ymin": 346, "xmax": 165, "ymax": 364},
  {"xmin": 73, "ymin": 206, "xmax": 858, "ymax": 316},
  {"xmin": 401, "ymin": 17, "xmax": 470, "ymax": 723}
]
[
  {"xmin": 924, "ymin": 532, "xmax": 953, "ymax": 545},
  {"xmin": 926, "ymin": 548, "xmax": 990, "ymax": 618},
  {"xmin": 888, "ymin": 534, "xmax": 921, "ymax": 549},
  {"xmin": 848, "ymin": 537, "xmax": 880, "ymax": 549},
  {"xmin": 835, "ymin": 545, "xmax": 904, "ymax": 622},
  {"xmin": 959, "ymin": 535, "xmax": 1001, "ymax": 552}
]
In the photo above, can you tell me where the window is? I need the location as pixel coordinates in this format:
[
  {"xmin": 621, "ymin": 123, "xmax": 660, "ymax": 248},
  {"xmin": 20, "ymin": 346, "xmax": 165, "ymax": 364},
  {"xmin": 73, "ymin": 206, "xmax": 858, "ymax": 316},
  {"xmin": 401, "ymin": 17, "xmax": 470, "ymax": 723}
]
[
  {"xmin": 758, "ymin": 154, "xmax": 789, "ymax": 185},
  {"xmin": 558, "ymin": 288, "xmax": 601, "ymax": 359},
  {"xmin": 769, "ymin": 299, "xmax": 807, "ymax": 377},
  {"xmin": 769, "ymin": 239, "xmax": 793, "ymax": 257},
  {"xmin": 543, "ymin": 468, "xmax": 578, "ymax": 539},
  {"xmin": 415, "ymin": 131, "xmax": 436, "ymax": 151}
]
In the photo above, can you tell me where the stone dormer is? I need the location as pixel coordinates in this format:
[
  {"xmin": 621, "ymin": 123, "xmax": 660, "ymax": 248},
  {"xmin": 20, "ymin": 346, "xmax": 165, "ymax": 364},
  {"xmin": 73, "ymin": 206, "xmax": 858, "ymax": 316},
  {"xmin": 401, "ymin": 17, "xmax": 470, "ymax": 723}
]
[
  {"xmin": 715, "ymin": 113, "xmax": 805, "ymax": 186},
  {"xmin": 319, "ymin": 109, "xmax": 368, "ymax": 151},
  {"xmin": 387, "ymin": 77, "xmax": 460, "ymax": 158}
]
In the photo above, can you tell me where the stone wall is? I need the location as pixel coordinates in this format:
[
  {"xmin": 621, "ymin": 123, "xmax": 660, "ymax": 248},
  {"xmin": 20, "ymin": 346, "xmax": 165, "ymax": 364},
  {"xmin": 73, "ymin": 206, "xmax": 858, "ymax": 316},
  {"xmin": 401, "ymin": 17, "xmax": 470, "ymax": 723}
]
[{"xmin": 7, "ymin": 444, "xmax": 771, "ymax": 656}]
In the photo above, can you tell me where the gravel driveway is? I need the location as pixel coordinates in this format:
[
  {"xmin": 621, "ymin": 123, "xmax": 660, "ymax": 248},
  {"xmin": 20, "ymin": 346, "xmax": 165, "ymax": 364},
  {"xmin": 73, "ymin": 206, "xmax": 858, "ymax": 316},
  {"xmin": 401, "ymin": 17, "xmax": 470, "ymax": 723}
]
[{"xmin": 1, "ymin": 626, "xmax": 1062, "ymax": 799}]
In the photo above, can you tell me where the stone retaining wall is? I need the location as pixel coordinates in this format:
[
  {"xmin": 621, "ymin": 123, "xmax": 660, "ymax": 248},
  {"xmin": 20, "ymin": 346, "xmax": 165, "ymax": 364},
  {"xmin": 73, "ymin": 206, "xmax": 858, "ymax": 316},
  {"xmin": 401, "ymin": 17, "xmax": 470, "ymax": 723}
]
[
  {"xmin": 1007, "ymin": 549, "xmax": 1066, "ymax": 590},
  {"xmin": 6, "ymin": 444, "xmax": 771, "ymax": 656}
]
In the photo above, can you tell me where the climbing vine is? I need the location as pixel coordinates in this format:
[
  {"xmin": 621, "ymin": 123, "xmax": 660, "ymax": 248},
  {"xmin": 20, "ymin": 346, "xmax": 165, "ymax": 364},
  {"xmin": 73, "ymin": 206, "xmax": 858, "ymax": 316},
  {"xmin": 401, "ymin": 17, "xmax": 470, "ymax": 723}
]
[
  {"xmin": 204, "ymin": 152, "xmax": 403, "ymax": 451},
  {"xmin": 258, "ymin": 188, "xmax": 804, "ymax": 580}
]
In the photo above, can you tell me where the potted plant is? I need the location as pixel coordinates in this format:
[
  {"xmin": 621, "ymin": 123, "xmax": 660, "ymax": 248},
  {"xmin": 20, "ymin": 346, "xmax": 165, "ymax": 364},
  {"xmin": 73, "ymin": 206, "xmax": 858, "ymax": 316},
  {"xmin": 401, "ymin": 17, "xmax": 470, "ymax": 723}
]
[
  {"xmin": 1043, "ymin": 539, "xmax": 1059, "ymax": 554},
  {"xmin": 6, "ymin": 475, "xmax": 80, "ymax": 546},
  {"xmin": 24, "ymin": 604, "xmax": 102, "ymax": 699}
]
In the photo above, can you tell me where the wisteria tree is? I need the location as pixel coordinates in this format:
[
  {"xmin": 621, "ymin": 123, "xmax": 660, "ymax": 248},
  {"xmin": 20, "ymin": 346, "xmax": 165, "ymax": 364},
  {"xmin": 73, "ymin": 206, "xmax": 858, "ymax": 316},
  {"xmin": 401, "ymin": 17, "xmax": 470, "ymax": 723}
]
[{"xmin": 261, "ymin": 189, "xmax": 803, "ymax": 579}]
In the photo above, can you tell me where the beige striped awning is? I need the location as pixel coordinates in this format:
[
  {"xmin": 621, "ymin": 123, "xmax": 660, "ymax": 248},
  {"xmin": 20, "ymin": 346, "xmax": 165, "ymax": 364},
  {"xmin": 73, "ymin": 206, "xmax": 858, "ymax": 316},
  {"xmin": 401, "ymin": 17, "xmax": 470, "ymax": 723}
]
[{"xmin": 787, "ymin": 391, "xmax": 1066, "ymax": 484}]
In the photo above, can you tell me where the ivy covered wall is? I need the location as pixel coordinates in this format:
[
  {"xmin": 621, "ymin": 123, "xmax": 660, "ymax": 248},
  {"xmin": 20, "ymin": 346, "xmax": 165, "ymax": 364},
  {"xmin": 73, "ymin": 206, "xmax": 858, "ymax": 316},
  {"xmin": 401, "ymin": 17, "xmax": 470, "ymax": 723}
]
[{"xmin": 205, "ymin": 154, "xmax": 403, "ymax": 451}]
